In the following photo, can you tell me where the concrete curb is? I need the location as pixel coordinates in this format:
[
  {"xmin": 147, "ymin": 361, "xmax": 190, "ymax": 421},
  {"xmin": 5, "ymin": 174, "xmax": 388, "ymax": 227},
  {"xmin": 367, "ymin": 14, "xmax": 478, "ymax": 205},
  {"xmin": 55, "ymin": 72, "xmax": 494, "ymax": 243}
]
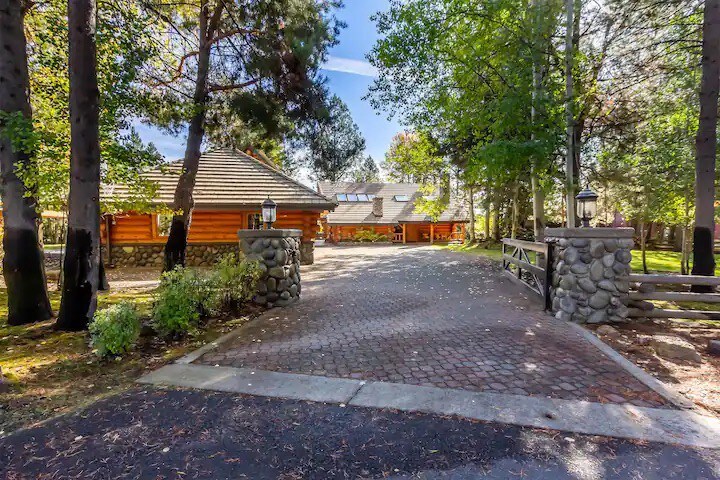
[
  {"xmin": 175, "ymin": 328, "xmax": 247, "ymax": 365},
  {"xmin": 138, "ymin": 364, "xmax": 720, "ymax": 449},
  {"xmin": 569, "ymin": 322, "xmax": 695, "ymax": 409}
]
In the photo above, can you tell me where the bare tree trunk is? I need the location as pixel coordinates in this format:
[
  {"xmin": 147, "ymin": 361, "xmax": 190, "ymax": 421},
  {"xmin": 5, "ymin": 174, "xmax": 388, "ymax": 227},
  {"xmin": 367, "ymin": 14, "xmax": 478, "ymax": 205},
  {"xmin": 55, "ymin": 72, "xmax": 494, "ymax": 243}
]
[
  {"xmin": 484, "ymin": 202, "xmax": 490, "ymax": 240},
  {"xmin": 56, "ymin": 0, "xmax": 101, "ymax": 331},
  {"xmin": 0, "ymin": 0, "xmax": 53, "ymax": 325},
  {"xmin": 511, "ymin": 182, "xmax": 519, "ymax": 239},
  {"xmin": 530, "ymin": 0, "xmax": 545, "ymax": 242},
  {"xmin": 492, "ymin": 196, "xmax": 501, "ymax": 242},
  {"xmin": 164, "ymin": 2, "xmax": 214, "ymax": 271},
  {"xmin": 564, "ymin": 0, "xmax": 576, "ymax": 228},
  {"xmin": 640, "ymin": 220, "xmax": 648, "ymax": 274},
  {"xmin": 467, "ymin": 184, "xmax": 476, "ymax": 243},
  {"xmin": 691, "ymin": 0, "xmax": 720, "ymax": 287}
]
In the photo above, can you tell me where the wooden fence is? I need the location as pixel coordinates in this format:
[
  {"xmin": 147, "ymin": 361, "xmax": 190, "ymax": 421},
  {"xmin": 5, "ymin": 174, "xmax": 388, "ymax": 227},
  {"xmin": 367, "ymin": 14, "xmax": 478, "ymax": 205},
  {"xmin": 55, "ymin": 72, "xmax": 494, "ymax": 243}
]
[
  {"xmin": 501, "ymin": 238, "xmax": 553, "ymax": 310},
  {"xmin": 619, "ymin": 273, "xmax": 720, "ymax": 320}
]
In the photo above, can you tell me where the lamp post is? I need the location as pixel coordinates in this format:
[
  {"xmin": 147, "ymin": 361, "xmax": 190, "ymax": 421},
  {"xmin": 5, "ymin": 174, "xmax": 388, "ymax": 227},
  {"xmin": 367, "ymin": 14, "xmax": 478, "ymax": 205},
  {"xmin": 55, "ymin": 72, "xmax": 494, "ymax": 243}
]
[
  {"xmin": 262, "ymin": 197, "xmax": 277, "ymax": 229},
  {"xmin": 575, "ymin": 187, "xmax": 598, "ymax": 228}
]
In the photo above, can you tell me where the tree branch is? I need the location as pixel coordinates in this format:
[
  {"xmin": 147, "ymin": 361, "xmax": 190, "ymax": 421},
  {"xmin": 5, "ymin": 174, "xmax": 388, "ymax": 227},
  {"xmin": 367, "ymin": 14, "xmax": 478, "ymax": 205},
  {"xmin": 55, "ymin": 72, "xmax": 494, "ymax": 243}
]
[{"xmin": 207, "ymin": 79, "xmax": 259, "ymax": 93}]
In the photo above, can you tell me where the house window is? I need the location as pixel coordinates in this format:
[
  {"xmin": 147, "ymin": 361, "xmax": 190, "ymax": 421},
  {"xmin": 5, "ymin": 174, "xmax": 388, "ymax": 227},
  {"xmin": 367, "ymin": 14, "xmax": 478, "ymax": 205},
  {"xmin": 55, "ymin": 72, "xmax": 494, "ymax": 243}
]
[
  {"xmin": 247, "ymin": 213, "xmax": 262, "ymax": 230},
  {"xmin": 336, "ymin": 194, "xmax": 347, "ymax": 202},
  {"xmin": 394, "ymin": 195, "xmax": 409, "ymax": 202},
  {"xmin": 157, "ymin": 214, "xmax": 173, "ymax": 237}
]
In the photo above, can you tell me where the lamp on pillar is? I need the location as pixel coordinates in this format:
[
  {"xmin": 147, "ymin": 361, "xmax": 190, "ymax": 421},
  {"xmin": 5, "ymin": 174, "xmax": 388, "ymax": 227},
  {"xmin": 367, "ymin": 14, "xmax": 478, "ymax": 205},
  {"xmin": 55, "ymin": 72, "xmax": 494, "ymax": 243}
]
[
  {"xmin": 576, "ymin": 187, "xmax": 598, "ymax": 228},
  {"xmin": 262, "ymin": 197, "xmax": 277, "ymax": 229}
]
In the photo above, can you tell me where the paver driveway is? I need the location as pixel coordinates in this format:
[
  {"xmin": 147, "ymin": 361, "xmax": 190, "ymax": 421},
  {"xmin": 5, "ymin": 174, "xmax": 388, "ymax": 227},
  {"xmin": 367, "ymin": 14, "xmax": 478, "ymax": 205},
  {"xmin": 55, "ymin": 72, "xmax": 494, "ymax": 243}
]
[{"xmin": 199, "ymin": 245, "xmax": 668, "ymax": 408}]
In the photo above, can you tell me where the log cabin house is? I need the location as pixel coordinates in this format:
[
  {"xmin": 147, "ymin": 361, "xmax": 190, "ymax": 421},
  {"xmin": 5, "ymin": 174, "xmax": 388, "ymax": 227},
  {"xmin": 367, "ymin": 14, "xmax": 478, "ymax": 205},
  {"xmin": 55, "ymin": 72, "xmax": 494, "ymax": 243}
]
[
  {"xmin": 317, "ymin": 181, "xmax": 468, "ymax": 243},
  {"xmin": 102, "ymin": 149, "xmax": 336, "ymax": 267}
]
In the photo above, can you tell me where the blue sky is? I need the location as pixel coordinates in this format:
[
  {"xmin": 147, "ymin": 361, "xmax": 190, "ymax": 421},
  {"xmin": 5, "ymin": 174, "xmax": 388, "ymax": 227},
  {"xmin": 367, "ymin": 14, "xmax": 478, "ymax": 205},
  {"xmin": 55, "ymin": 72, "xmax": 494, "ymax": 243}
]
[{"xmin": 136, "ymin": 0, "xmax": 402, "ymax": 171}]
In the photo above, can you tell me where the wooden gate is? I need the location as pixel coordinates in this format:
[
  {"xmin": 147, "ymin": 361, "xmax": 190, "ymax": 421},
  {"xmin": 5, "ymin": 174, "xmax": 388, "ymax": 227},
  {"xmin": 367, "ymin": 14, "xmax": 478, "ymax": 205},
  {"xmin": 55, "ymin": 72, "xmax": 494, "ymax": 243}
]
[{"xmin": 501, "ymin": 238, "xmax": 553, "ymax": 310}]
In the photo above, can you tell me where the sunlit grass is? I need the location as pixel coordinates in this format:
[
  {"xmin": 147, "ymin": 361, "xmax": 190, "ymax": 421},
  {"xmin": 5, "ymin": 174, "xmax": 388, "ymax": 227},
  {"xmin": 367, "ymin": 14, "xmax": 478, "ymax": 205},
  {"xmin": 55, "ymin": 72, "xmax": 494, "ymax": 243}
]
[
  {"xmin": 436, "ymin": 242, "xmax": 503, "ymax": 260},
  {"xmin": 630, "ymin": 249, "xmax": 720, "ymax": 275}
]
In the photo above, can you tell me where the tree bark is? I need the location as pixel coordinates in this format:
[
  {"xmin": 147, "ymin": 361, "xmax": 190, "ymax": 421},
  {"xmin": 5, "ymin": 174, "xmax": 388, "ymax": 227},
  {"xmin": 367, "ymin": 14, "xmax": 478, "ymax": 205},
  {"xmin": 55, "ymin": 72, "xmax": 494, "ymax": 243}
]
[
  {"xmin": 530, "ymin": 0, "xmax": 545, "ymax": 242},
  {"xmin": 56, "ymin": 0, "xmax": 101, "ymax": 331},
  {"xmin": 691, "ymin": 0, "xmax": 720, "ymax": 286},
  {"xmin": 467, "ymin": 184, "xmax": 476, "ymax": 243},
  {"xmin": 640, "ymin": 220, "xmax": 648, "ymax": 274},
  {"xmin": 564, "ymin": 0, "xmax": 577, "ymax": 228},
  {"xmin": 0, "ymin": 0, "xmax": 53, "ymax": 325},
  {"xmin": 164, "ymin": 2, "xmax": 216, "ymax": 271}
]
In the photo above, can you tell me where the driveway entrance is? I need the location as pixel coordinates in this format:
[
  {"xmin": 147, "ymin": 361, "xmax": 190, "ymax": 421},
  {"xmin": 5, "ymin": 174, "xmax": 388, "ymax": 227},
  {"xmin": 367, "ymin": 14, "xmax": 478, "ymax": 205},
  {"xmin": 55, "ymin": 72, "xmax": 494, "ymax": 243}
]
[{"xmin": 198, "ymin": 245, "xmax": 667, "ymax": 408}]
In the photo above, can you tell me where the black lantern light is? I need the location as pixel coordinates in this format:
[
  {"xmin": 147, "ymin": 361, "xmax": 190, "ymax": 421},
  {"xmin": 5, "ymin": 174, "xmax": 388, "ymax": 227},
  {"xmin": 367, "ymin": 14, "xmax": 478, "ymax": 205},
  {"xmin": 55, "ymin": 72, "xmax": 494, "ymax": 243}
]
[
  {"xmin": 262, "ymin": 196, "xmax": 277, "ymax": 229},
  {"xmin": 576, "ymin": 186, "xmax": 599, "ymax": 228}
]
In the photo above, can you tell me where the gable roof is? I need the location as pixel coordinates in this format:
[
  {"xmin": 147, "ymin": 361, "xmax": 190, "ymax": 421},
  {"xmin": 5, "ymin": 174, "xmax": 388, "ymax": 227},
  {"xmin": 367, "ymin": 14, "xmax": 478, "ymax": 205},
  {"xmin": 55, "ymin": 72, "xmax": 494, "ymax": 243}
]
[
  {"xmin": 317, "ymin": 181, "xmax": 468, "ymax": 225},
  {"xmin": 105, "ymin": 149, "xmax": 336, "ymax": 210}
]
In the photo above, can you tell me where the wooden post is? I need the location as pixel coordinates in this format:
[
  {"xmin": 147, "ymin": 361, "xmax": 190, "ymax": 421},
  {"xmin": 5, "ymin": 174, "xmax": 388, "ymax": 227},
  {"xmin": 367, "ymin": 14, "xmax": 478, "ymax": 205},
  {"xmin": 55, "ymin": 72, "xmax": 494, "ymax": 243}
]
[
  {"xmin": 430, "ymin": 223, "xmax": 434, "ymax": 244},
  {"xmin": 402, "ymin": 224, "xmax": 406, "ymax": 244}
]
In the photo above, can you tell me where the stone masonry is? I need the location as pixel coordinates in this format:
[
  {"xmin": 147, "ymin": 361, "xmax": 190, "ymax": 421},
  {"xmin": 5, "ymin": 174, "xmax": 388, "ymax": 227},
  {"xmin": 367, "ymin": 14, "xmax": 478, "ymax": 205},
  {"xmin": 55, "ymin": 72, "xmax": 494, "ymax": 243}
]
[
  {"xmin": 546, "ymin": 227, "xmax": 634, "ymax": 324},
  {"xmin": 239, "ymin": 229, "xmax": 302, "ymax": 307},
  {"xmin": 110, "ymin": 239, "xmax": 315, "ymax": 268}
]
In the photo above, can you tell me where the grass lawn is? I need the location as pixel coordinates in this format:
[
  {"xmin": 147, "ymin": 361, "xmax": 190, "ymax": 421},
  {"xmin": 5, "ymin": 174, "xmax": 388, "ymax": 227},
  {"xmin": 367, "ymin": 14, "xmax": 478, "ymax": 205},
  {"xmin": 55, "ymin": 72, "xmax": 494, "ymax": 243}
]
[
  {"xmin": 630, "ymin": 249, "xmax": 720, "ymax": 275},
  {"xmin": 437, "ymin": 242, "xmax": 503, "ymax": 260},
  {"xmin": 0, "ymin": 284, "xmax": 256, "ymax": 434}
]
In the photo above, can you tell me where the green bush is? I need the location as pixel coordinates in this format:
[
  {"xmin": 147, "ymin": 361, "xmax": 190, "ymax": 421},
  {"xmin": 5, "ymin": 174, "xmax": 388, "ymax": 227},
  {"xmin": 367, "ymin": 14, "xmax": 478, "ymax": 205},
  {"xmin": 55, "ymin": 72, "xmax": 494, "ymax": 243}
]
[
  {"xmin": 152, "ymin": 267, "xmax": 204, "ymax": 337},
  {"xmin": 353, "ymin": 229, "xmax": 389, "ymax": 242},
  {"xmin": 89, "ymin": 301, "xmax": 141, "ymax": 357},
  {"xmin": 210, "ymin": 253, "xmax": 263, "ymax": 312}
]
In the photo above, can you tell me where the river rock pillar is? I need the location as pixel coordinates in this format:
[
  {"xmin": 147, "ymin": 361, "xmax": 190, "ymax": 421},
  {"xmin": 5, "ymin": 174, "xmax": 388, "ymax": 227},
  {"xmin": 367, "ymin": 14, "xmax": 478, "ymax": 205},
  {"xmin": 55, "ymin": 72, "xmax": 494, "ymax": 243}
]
[
  {"xmin": 238, "ymin": 229, "xmax": 302, "ymax": 307},
  {"xmin": 545, "ymin": 227, "xmax": 634, "ymax": 324}
]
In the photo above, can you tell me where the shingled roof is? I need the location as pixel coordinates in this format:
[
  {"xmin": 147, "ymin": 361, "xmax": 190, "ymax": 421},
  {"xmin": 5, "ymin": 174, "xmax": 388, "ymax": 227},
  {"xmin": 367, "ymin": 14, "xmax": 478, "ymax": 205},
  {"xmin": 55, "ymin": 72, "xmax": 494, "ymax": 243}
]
[
  {"xmin": 105, "ymin": 149, "xmax": 336, "ymax": 210},
  {"xmin": 317, "ymin": 181, "xmax": 468, "ymax": 225}
]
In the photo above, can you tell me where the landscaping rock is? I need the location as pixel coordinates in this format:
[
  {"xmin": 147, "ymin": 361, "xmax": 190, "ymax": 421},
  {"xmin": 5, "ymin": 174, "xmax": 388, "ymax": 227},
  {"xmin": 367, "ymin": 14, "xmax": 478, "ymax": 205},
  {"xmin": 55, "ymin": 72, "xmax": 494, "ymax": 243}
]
[
  {"xmin": 709, "ymin": 339, "xmax": 720, "ymax": 356},
  {"xmin": 636, "ymin": 335, "xmax": 652, "ymax": 346},
  {"xmin": 638, "ymin": 283, "xmax": 656, "ymax": 293},
  {"xmin": 651, "ymin": 335, "xmax": 702, "ymax": 363},
  {"xmin": 596, "ymin": 325, "xmax": 620, "ymax": 338}
]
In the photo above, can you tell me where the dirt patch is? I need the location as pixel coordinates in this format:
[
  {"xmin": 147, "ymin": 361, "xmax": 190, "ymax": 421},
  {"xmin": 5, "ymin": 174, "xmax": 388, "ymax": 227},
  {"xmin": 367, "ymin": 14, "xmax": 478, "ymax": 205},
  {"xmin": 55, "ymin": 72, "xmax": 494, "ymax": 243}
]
[{"xmin": 590, "ymin": 320, "xmax": 720, "ymax": 417}]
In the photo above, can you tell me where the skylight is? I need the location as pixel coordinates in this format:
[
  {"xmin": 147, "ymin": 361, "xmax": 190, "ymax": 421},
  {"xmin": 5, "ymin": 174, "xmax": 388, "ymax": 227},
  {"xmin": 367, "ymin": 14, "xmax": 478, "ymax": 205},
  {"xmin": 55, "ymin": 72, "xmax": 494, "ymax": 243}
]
[
  {"xmin": 336, "ymin": 193, "xmax": 375, "ymax": 202},
  {"xmin": 394, "ymin": 195, "xmax": 409, "ymax": 202}
]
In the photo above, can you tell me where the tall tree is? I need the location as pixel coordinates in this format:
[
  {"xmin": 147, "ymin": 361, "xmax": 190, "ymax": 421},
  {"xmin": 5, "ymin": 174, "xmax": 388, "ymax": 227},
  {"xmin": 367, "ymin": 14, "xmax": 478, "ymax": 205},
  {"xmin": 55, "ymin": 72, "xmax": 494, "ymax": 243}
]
[
  {"xmin": 564, "ymin": 0, "xmax": 577, "ymax": 227},
  {"xmin": 692, "ymin": 0, "xmax": 720, "ymax": 280},
  {"xmin": 147, "ymin": 0, "xmax": 342, "ymax": 271},
  {"xmin": 349, "ymin": 155, "xmax": 380, "ymax": 182},
  {"xmin": 56, "ymin": 0, "xmax": 101, "ymax": 330},
  {"xmin": 0, "ymin": 0, "xmax": 53, "ymax": 325}
]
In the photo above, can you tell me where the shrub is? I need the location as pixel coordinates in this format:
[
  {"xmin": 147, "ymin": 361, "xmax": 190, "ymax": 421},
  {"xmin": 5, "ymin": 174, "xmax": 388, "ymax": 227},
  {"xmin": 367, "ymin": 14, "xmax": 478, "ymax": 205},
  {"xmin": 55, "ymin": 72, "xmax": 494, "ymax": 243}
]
[
  {"xmin": 152, "ymin": 267, "xmax": 204, "ymax": 337},
  {"xmin": 353, "ymin": 229, "xmax": 389, "ymax": 242},
  {"xmin": 209, "ymin": 253, "xmax": 263, "ymax": 312},
  {"xmin": 89, "ymin": 302, "xmax": 141, "ymax": 357}
]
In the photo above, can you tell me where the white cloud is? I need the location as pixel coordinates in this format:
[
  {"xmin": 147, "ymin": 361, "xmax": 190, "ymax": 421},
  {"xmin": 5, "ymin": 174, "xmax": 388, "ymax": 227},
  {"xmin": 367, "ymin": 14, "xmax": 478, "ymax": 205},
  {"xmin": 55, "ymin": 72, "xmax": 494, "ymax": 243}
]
[{"xmin": 322, "ymin": 56, "xmax": 378, "ymax": 77}]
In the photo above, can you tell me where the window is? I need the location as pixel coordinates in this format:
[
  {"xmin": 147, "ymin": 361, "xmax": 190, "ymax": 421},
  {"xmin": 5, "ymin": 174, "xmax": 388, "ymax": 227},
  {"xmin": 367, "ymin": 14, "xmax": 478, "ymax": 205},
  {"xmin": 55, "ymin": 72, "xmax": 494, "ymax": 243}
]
[
  {"xmin": 248, "ymin": 213, "xmax": 262, "ymax": 230},
  {"xmin": 336, "ymin": 193, "xmax": 347, "ymax": 202},
  {"xmin": 347, "ymin": 193, "xmax": 358, "ymax": 202},
  {"xmin": 357, "ymin": 194, "xmax": 369, "ymax": 202},
  {"xmin": 393, "ymin": 195, "xmax": 409, "ymax": 202},
  {"xmin": 157, "ymin": 214, "xmax": 173, "ymax": 237},
  {"xmin": 367, "ymin": 194, "xmax": 376, "ymax": 200}
]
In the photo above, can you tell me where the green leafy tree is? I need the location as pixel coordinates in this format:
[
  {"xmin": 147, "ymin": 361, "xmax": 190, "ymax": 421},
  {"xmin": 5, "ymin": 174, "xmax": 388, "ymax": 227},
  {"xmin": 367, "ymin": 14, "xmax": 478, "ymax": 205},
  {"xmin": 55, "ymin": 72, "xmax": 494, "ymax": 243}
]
[
  {"xmin": 349, "ymin": 155, "xmax": 380, "ymax": 183},
  {"xmin": 0, "ymin": 0, "xmax": 53, "ymax": 325}
]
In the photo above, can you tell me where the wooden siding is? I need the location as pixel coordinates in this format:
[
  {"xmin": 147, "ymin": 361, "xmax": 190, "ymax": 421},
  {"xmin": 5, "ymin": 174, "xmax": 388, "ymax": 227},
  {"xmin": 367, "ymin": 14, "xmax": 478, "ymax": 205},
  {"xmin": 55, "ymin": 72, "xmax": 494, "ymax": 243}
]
[
  {"xmin": 326, "ymin": 222, "xmax": 459, "ymax": 243},
  {"xmin": 104, "ymin": 209, "xmax": 320, "ymax": 245}
]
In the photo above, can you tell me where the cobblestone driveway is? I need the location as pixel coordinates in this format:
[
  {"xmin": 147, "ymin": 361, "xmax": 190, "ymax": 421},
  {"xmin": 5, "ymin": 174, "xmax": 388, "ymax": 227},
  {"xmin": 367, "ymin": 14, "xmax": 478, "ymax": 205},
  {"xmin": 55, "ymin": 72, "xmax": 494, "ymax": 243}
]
[{"xmin": 199, "ymin": 245, "xmax": 668, "ymax": 408}]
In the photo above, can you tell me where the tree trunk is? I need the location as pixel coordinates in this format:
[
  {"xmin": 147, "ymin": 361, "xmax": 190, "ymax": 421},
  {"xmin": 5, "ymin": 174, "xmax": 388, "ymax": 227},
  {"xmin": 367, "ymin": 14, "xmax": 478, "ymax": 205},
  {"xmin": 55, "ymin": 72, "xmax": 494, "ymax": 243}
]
[
  {"xmin": 640, "ymin": 220, "xmax": 648, "ymax": 274},
  {"xmin": 467, "ymin": 184, "xmax": 476, "ymax": 243},
  {"xmin": 691, "ymin": 0, "xmax": 720, "ymax": 287},
  {"xmin": 0, "ymin": 0, "xmax": 53, "ymax": 325},
  {"xmin": 511, "ymin": 183, "xmax": 519, "ymax": 239},
  {"xmin": 492, "ymin": 197, "xmax": 501, "ymax": 242},
  {"xmin": 56, "ymin": 0, "xmax": 101, "ymax": 331},
  {"xmin": 564, "ymin": 0, "xmax": 576, "ymax": 228},
  {"xmin": 164, "ymin": 3, "xmax": 213, "ymax": 271},
  {"xmin": 530, "ymin": 0, "xmax": 545, "ymax": 242}
]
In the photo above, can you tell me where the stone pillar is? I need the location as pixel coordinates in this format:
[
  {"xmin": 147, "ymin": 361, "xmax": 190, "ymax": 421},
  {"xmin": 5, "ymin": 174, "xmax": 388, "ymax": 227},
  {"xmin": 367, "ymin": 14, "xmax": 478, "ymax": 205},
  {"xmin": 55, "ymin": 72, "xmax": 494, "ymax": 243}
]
[
  {"xmin": 545, "ymin": 227, "xmax": 634, "ymax": 324},
  {"xmin": 238, "ymin": 229, "xmax": 302, "ymax": 307}
]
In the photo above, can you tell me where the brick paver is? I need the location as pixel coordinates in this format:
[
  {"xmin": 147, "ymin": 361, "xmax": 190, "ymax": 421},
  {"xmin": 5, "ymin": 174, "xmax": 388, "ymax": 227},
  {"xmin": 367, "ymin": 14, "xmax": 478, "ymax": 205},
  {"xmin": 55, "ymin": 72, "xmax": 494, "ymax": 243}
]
[{"xmin": 198, "ymin": 245, "xmax": 669, "ymax": 408}]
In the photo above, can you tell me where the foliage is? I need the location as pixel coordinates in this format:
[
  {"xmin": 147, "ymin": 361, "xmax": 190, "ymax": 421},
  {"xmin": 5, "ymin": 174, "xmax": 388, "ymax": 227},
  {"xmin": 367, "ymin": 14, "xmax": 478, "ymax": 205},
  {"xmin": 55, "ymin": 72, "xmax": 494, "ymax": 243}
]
[
  {"xmin": 348, "ymin": 155, "xmax": 381, "ymax": 182},
  {"xmin": 22, "ymin": 0, "xmax": 164, "ymax": 213},
  {"xmin": 152, "ymin": 267, "xmax": 205, "ymax": 337},
  {"xmin": 209, "ymin": 254, "xmax": 263, "ymax": 312},
  {"xmin": 89, "ymin": 302, "xmax": 141, "ymax": 358},
  {"xmin": 296, "ymin": 95, "xmax": 366, "ymax": 181},
  {"xmin": 353, "ymin": 229, "xmax": 389, "ymax": 242}
]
